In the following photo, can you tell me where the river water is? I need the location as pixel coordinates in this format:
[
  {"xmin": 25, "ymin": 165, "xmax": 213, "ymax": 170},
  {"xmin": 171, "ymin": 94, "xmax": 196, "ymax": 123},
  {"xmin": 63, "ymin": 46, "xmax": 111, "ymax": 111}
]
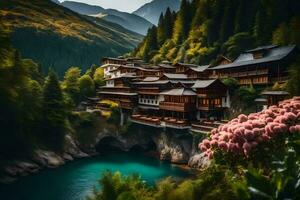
[{"xmin": 0, "ymin": 152, "xmax": 191, "ymax": 200}]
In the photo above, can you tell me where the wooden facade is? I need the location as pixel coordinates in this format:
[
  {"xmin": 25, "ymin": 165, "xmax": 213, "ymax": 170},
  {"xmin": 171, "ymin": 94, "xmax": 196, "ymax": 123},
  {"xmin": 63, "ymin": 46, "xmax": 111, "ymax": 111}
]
[{"xmin": 209, "ymin": 45, "xmax": 296, "ymax": 85}]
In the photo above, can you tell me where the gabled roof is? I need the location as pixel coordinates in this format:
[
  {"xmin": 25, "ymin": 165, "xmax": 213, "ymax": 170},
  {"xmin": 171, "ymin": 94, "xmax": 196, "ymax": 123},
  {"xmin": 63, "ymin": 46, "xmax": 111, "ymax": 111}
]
[
  {"xmin": 163, "ymin": 73, "xmax": 188, "ymax": 79},
  {"xmin": 192, "ymin": 79, "xmax": 217, "ymax": 89},
  {"xmin": 175, "ymin": 63, "xmax": 200, "ymax": 68},
  {"xmin": 209, "ymin": 45, "xmax": 296, "ymax": 70},
  {"xmin": 188, "ymin": 65, "xmax": 210, "ymax": 72},
  {"xmin": 158, "ymin": 64, "xmax": 176, "ymax": 69},
  {"xmin": 160, "ymin": 88, "xmax": 196, "ymax": 96}
]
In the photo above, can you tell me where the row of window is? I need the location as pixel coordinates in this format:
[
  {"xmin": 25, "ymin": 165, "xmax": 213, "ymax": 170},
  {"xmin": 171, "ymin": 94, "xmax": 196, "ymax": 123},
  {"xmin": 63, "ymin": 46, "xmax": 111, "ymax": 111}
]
[
  {"xmin": 199, "ymin": 98, "xmax": 221, "ymax": 106},
  {"xmin": 139, "ymin": 98, "xmax": 158, "ymax": 105}
]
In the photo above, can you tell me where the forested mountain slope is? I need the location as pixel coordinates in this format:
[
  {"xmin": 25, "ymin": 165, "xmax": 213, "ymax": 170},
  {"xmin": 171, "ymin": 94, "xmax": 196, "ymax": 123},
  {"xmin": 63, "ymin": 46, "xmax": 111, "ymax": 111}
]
[
  {"xmin": 60, "ymin": 1, "xmax": 153, "ymax": 35},
  {"xmin": 133, "ymin": 0, "xmax": 300, "ymax": 65},
  {"xmin": 0, "ymin": 0, "xmax": 143, "ymax": 76}
]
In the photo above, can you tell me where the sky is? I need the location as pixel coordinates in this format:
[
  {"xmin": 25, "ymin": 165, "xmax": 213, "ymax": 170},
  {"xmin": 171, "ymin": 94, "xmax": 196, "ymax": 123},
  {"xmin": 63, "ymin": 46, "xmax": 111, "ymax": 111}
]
[{"xmin": 59, "ymin": 0, "xmax": 153, "ymax": 12}]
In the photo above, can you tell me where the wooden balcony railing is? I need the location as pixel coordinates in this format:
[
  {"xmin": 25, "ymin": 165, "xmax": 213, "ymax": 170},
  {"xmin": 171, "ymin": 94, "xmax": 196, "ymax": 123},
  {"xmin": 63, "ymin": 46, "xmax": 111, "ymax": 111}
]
[{"xmin": 159, "ymin": 101, "xmax": 195, "ymax": 112}]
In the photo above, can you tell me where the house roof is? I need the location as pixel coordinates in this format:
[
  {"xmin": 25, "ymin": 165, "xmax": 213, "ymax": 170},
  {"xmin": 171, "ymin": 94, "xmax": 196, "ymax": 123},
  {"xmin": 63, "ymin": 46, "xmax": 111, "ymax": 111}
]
[
  {"xmin": 160, "ymin": 88, "xmax": 196, "ymax": 96},
  {"xmin": 158, "ymin": 64, "xmax": 176, "ymax": 69},
  {"xmin": 163, "ymin": 73, "xmax": 188, "ymax": 79},
  {"xmin": 170, "ymin": 80, "xmax": 196, "ymax": 84},
  {"xmin": 188, "ymin": 65, "xmax": 210, "ymax": 72},
  {"xmin": 192, "ymin": 79, "xmax": 217, "ymax": 89},
  {"xmin": 245, "ymin": 45, "xmax": 278, "ymax": 53},
  {"xmin": 176, "ymin": 63, "xmax": 200, "ymax": 68},
  {"xmin": 102, "ymin": 57, "xmax": 126, "ymax": 62},
  {"xmin": 106, "ymin": 73, "xmax": 138, "ymax": 80},
  {"xmin": 209, "ymin": 45, "xmax": 296, "ymax": 70},
  {"xmin": 261, "ymin": 91, "xmax": 290, "ymax": 96},
  {"xmin": 142, "ymin": 77, "xmax": 160, "ymax": 82},
  {"xmin": 97, "ymin": 91, "xmax": 138, "ymax": 96},
  {"xmin": 132, "ymin": 80, "xmax": 170, "ymax": 85},
  {"xmin": 136, "ymin": 67, "xmax": 159, "ymax": 72}
]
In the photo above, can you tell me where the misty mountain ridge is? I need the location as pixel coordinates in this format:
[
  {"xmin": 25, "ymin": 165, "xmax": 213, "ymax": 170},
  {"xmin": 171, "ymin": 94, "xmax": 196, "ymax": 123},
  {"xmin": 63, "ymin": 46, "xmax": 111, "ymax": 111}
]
[
  {"xmin": 133, "ymin": 0, "xmax": 181, "ymax": 25},
  {"xmin": 59, "ymin": 1, "xmax": 153, "ymax": 35}
]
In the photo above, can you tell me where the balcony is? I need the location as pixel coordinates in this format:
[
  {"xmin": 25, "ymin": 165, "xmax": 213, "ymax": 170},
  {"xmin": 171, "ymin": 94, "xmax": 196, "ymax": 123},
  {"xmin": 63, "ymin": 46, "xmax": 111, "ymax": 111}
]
[
  {"xmin": 163, "ymin": 117, "xmax": 189, "ymax": 128},
  {"xmin": 131, "ymin": 114, "xmax": 162, "ymax": 127},
  {"xmin": 159, "ymin": 102, "xmax": 195, "ymax": 112}
]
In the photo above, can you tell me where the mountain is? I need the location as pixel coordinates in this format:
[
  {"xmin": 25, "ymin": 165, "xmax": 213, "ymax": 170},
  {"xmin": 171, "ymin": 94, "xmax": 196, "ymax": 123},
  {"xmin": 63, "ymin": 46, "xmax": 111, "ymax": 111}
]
[
  {"xmin": 60, "ymin": 1, "xmax": 153, "ymax": 35},
  {"xmin": 134, "ymin": 0, "xmax": 300, "ymax": 64},
  {"xmin": 133, "ymin": 0, "xmax": 181, "ymax": 25},
  {"xmin": 0, "ymin": 0, "xmax": 143, "ymax": 76}
]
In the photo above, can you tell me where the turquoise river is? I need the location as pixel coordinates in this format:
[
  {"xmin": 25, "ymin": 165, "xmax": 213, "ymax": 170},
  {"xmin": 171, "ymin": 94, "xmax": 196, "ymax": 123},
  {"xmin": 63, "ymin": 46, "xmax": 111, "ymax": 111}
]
[{"xmin": 0, "ymin": 152, "xmax": 191, "ymax": 200}]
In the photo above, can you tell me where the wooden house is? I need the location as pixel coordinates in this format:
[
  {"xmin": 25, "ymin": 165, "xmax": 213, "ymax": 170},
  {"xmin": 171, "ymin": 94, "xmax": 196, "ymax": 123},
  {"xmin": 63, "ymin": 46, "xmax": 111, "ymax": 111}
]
[
  {"xmin": 192, "ymin": 79, "xmax": 229, "ymax": 120},
  {"xmin": 209, "ymin": 45, "xmax": 296, "ymax": 85}
]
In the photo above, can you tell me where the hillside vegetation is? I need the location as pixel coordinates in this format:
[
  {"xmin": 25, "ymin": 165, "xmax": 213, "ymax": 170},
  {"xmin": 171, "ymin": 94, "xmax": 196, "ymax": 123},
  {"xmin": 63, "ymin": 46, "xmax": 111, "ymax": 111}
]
[
  {"xmin": 0, "ymin": 0, "xmax": 142, "ymax": 76},
  {"xmin": 133, "ymin": 0, "xmax": 300, "ymax": 64}
]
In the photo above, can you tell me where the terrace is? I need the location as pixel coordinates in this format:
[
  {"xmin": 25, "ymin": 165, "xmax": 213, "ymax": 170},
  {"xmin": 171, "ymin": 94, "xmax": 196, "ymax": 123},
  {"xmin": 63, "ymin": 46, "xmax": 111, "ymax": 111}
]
[
  {"xmin": 130, "ymin": 114, "xmax": 191, "ymax": 129},
  {"xmin": 190, "ymin": 120, "xmax": 225, "ymax": 134}
]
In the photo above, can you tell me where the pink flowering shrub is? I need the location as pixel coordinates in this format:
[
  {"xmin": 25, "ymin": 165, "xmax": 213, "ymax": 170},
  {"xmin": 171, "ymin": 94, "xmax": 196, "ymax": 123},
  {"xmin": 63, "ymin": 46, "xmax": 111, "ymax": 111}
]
[{"xmin": 199, "ymin": 97, "xmax": 300, "ymax": 159}]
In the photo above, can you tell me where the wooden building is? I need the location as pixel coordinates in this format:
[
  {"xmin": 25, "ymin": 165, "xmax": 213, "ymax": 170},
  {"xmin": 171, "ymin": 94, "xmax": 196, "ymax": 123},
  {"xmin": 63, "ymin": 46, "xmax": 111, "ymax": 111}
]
[
  {"xmin": 159, "ymin": 87, "xmax": 197, "ymax": 124},
  {"xmin": 98, "ymin": 74, "xmax": 139, "ymax": 110},
  {"xmin": 209, "ymin": 45, "xmax": 296, "ymax": 85},
  {"xmin": 192, "ymin": 79, "xmax": 229, "ymax": 120},
  {"xmin": 185, "ymin": 65, "xmax": 210, "ymax": 79},
  {"xmin": 261, "ymin": 90, "xmax": 290, "ymax": 107}
]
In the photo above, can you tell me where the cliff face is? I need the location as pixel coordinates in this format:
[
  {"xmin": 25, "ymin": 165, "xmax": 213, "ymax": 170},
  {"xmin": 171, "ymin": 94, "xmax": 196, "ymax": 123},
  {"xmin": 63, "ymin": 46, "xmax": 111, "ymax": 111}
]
[
  {"xmin": 0, "ymin": 120, "xmax": 201, "ymax": 184},
  {"xmin": 92, "ymin": 123, "xmax": 196, "ymax": 164}
]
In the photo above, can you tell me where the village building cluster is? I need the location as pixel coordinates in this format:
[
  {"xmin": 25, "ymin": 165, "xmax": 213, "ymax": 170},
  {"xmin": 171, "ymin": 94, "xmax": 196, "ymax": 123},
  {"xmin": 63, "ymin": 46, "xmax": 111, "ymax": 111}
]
[{"xmin": 87, "ymin": 44, "xmax": 296, "ymax": 133}]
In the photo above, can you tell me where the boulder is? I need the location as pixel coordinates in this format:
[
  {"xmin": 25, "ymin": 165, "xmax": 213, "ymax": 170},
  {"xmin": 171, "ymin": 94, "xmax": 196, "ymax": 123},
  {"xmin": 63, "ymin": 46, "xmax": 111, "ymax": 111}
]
[{"xmin": 188, "ymin": 153, "xmax": 211, "ymax": 169}]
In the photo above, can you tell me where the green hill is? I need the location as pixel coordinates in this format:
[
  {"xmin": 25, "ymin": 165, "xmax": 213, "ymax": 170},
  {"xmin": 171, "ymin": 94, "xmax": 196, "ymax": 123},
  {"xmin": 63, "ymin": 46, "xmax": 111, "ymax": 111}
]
[
  {"xmin": 0, "ymin": 0, "xmax": 143, "ymax": 76},
  {"xmin": 133, "ymin": 0, "xmax": 300, "ymax": 64}
]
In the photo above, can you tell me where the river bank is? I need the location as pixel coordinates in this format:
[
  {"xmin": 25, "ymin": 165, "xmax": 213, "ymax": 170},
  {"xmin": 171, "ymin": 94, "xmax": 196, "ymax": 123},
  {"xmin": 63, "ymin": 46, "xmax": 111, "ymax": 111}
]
[
  {"xmin": 0, "ymin": 118, "xmax": 209, "ymax": 184},
  {"xmin": 0, "ymin": 152, "xmax": 192, "ymax": 200}
]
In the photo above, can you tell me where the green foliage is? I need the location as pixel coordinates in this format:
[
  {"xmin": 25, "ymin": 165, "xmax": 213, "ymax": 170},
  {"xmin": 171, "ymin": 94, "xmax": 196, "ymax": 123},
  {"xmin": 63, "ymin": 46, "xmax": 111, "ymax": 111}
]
[
  {"xmin": 238, "ymin": 86, "xmax": 258, "ymax": 106},
  {"xmin": 222, "ymin": 77, "xmax": 239, "ymax": 90},
  {"xmin": 79, "ymin": 74, "xmax": 95, "ymax": 98},
  {"xmin": 62, "ymin": 67, "xmax": 81, "ymax": 104},
  {"xmin": 93, "ymin": 67, "xmax": 105, "ymax": 87},
  {"xmin": 2, "ymin": 0, "xmax": 142, "ymax": 76},
  {"xmin": 133, "ymin": 0, "xmax": 300, "ymax": 65},
  {"xmin": 222, "ymin": 32, "xmax": 254, "ymax": 59},
  {"xmin": 41, "ymin": 71, "xmax": 68, "ymax": 151},
  {"xmin": 87, "ymin": 171, "xmax": 151, "ymax": 200},
  {"xmin": 0, "ymin": 24, "xmax": 44, "ymax": 156},
  {"xmin": 287, "ymin": 59, "xmax": 300, "ymax": 96}
]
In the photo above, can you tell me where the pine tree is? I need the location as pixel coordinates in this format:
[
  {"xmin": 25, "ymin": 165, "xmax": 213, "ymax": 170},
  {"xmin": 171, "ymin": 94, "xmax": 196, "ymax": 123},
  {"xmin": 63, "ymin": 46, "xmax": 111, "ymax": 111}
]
[
  {"xmin": 143, "ymin": 26, "xmax": 158, "ymax": 62},
  {"xmin": 42, "ymin": 71, "xmax": 67, "ymax": 151},
  {"xmin": 173, "ymin": 0, "xmax": 192, "ymax": 44},
  {"xmin": 63, "ymin": 67, "xmax": 81, "ymax": 104},
  {"xmin": 157, "ymin": 13, "xmax": 165, "ymax": 45},
  {"xmin": 164, "ymin": 8, "xmax": 174, "ymax": 40},
  {"xmin": 219, "ymin": 0, "xmax": 237, "ymax": 42}
]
